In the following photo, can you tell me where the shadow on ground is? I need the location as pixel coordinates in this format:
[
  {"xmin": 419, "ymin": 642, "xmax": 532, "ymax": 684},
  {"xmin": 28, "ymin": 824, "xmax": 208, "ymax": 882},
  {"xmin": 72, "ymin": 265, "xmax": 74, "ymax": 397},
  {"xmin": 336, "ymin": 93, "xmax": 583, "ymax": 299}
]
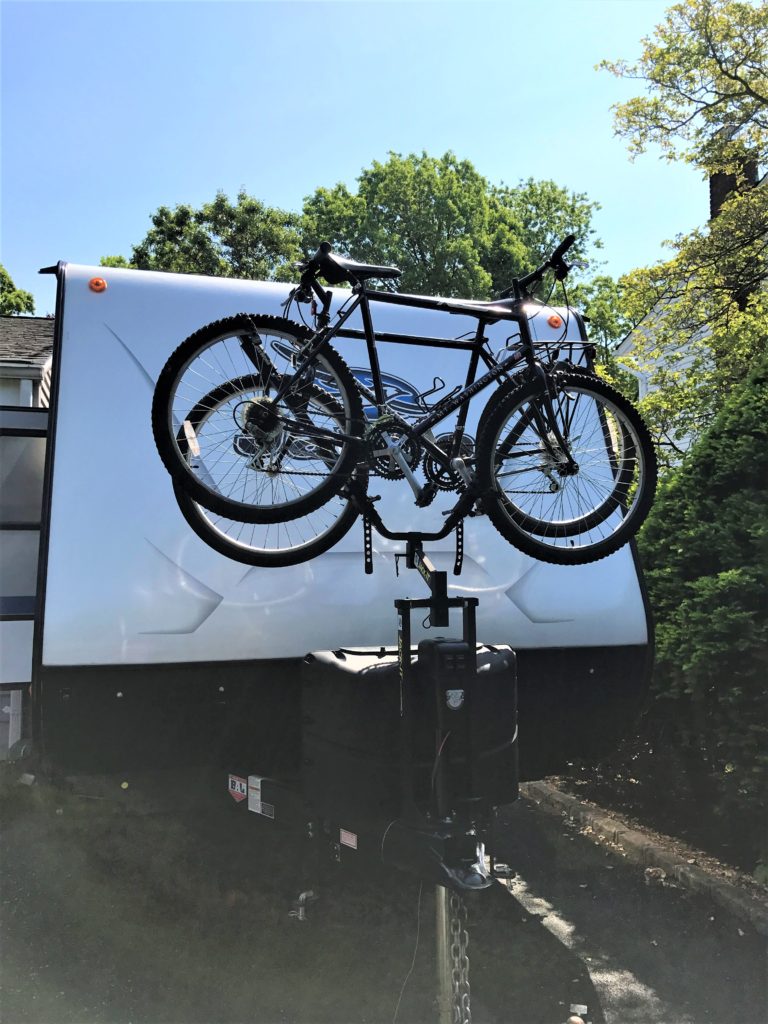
[{"xmin": 1, "ymin": 766, "xmax": 601, "ymax": 1024}]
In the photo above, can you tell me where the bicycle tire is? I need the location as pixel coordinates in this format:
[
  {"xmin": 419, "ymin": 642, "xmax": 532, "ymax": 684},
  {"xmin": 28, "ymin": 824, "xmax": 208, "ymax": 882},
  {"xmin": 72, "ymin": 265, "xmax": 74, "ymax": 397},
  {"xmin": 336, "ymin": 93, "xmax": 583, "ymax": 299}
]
[
  {"xmin": 476, "ymin": 372, "xmax": 656, "ymax": 565},
  {"xmin": 172, "ymin": 477, "xmax": 363, "ymax": 567},
  {"xmin": 152, "ymin": 314, "xmax": 365, "ymax": 523},
  {"xmin": 490, "ymin": 376, "xmax": 639, "ymax": 536}
]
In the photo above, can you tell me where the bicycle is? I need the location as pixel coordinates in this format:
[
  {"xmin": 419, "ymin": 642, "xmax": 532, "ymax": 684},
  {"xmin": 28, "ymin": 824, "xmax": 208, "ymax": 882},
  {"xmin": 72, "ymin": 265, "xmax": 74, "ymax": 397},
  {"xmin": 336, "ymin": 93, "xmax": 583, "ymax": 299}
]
[{"xmin": 152, "ymin": 235, "xmax": 656, "ymax": 566}]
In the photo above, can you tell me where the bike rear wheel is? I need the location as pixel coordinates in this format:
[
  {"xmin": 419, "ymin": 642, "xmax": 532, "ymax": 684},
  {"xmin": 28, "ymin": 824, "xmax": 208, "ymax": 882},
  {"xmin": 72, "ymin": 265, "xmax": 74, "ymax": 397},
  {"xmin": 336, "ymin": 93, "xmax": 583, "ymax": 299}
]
[
  {"xmin": 152, "ymin": 315, "xmax": 364, "ymax": 523},
  {"xmin": 476, "ymin": 372, "xmax": 656, "ymax": 564},
  {"xmin": 172, "ymin": 475, "xmax": 364, "ymax": 567}
]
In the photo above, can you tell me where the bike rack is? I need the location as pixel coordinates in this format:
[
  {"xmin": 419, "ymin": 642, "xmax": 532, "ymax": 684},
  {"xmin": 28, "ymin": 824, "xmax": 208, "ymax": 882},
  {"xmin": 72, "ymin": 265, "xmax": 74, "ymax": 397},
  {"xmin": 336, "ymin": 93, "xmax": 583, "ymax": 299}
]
[
  {"xmin": 343, "ymin": 474, "xmax": 477, "ymax": 578},
  {"xmin": 347, "ymin": 492, "xmax": 496, "ymax": 890}
]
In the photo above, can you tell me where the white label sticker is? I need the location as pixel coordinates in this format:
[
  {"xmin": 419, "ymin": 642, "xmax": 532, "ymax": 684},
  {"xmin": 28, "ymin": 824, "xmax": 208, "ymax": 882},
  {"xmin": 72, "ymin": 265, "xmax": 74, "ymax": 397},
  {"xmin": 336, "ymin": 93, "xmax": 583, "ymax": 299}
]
[
  {"xmin": 228, "ymin": 774, "xmax": 247, "ymax": 802},
  {"xmin": 248, "ymin": 776, "xmax": 275, "ymax": 819},
  {"xmin": 247, "ymin": 775, "xmax": 262, "ymax": 814},
  {"xmin": 339, "ymin": 828, "xmax": 358, "ymax": 850}
]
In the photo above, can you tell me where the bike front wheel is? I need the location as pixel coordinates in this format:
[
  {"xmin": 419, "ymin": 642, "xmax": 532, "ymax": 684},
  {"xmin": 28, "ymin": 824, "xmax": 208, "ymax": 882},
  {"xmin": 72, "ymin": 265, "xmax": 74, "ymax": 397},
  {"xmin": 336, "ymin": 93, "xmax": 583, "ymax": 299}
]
[
  {"xmin": 476, "ymin": 372, "xmax": 657, "ymax": 565},
  {"xmin": 152, "ymin": 315, "xmax": 365, "ymax": 524}
]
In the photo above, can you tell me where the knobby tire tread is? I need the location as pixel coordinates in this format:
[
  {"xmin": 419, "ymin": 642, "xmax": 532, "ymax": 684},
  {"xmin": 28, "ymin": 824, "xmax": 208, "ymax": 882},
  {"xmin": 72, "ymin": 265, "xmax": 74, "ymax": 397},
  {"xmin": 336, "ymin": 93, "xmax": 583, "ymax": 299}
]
[
  {"xmin": 152, "ymin": 314, "xmax": 365, "ymax": 524},
  {"xmin": 172, "ymin": 479, "xmax": 363, "ymax": 567},
  {"xmin": 477, "ymin": 372, "xmax": 657, "ymax": 565}
]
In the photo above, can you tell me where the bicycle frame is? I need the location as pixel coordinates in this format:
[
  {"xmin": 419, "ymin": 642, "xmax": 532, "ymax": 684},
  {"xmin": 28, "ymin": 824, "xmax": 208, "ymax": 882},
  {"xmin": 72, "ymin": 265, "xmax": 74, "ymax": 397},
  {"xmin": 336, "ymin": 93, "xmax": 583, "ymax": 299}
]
[{"xmin": 270, "ymin": 282, "xmax": 545, "ymax": 474}]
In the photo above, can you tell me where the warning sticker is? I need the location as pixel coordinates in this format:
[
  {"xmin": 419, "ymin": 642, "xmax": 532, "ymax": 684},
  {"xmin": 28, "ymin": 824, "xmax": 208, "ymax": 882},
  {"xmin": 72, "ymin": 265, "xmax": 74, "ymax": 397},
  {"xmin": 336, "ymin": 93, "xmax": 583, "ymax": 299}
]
[
  {"xmin": 228, "ymin": 774, "xmax": 247, "ymax": 803},
  {"xmin": 339, "ymin": 828, "xmax": 358, "ymax": 850},
  {"xmin": 247, "ymin": 775, "xmax": 262, "ymax": 814},
  {"xmin": 247, "ymin": 775, "xmax": 275, "ymax": 820}
]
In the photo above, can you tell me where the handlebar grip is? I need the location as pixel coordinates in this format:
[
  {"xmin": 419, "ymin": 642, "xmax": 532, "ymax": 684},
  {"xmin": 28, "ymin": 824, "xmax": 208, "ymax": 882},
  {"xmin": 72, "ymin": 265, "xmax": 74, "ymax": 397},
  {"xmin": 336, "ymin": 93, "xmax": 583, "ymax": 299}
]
[{"xmin": 550, "ymin": 234, "xmax": 576, "ymax": 265}]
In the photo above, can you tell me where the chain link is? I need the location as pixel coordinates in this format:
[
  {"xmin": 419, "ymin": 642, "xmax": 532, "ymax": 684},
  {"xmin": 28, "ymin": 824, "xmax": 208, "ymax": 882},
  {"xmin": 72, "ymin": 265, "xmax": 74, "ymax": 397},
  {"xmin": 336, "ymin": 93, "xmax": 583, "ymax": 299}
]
[{"xmin": 448, "ymin": 893, "xmax": 471, "ymax": 1024}]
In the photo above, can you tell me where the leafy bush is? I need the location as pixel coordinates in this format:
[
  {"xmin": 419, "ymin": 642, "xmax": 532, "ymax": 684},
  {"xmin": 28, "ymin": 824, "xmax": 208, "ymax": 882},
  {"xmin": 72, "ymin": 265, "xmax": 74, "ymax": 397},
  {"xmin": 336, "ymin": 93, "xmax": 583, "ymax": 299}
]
[{"xmin": 638, "ymin": 350, "xmax": 768, "ymax": 866}]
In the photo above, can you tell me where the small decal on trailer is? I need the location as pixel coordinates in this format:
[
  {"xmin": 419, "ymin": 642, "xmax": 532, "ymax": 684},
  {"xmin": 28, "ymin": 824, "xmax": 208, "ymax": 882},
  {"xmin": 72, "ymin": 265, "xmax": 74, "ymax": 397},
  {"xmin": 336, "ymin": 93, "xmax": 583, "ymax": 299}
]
[
  {"xmin": 228, "ymin": 774, "xmax": 247, "ymax": 802},
  {"xmin": 339, "ymin": 828, "xmax": 358, "ymax": 850},
  {"xmin": 247, "ymin": 775, "xmax": 262, "ymax": 814},
  {"xmin": 247, "ymin": 775, "xmax": 275, "ymax": 819}
]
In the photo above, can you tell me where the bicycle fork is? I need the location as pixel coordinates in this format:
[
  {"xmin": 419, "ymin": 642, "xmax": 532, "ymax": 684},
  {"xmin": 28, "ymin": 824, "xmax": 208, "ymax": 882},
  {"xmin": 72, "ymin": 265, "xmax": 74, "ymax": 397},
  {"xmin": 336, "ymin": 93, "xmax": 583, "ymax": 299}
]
[{"xmin": 531, "ymin": 368, "xmax": 579, "ymax": 476}]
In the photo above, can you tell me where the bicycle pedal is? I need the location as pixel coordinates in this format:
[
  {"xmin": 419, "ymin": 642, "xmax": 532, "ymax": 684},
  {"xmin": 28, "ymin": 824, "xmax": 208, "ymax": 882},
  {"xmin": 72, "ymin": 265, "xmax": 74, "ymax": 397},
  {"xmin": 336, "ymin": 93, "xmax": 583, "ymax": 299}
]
[{"xmin": 414, "ymin": 482, "xmax": 438, "ymax": 508}]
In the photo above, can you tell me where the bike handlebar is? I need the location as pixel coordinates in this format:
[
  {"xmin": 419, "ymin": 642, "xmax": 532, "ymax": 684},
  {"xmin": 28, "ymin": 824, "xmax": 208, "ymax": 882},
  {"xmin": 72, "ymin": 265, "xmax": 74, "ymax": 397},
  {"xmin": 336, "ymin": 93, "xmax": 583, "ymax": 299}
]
[
  {"xmin": 550, "ymin": 233, "xmax": 576, "ymax": 266},
  {"xmin": 498, "ymin": 233, "xmax": 577, "ymax": 299},
  {"xmin": 297, "ymin": 234, "xmax": 578, "ymax": 306}
]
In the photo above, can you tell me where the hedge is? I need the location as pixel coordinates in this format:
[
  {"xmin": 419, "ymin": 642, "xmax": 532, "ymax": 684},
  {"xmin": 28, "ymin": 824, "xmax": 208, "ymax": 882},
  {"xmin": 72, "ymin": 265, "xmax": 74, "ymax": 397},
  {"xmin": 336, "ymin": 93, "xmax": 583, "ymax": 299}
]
[{"xmin": 637, "ymin": 350, "xmax": 768, "ymax": 864}]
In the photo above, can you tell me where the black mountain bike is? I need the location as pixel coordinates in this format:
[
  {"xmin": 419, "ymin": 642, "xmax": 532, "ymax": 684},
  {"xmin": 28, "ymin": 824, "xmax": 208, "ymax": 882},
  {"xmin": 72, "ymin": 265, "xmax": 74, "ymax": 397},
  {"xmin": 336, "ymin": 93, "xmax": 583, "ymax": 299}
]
[{"xmin": 152, "ymin": 236, "xmax": 656, "ymax": 566}]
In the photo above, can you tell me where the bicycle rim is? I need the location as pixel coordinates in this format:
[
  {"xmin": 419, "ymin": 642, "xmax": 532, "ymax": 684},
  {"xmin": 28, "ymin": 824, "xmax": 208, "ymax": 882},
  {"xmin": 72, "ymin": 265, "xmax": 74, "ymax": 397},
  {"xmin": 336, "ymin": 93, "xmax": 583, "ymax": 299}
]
[
  {"xmin": 155, "ymin": 318, "xmax": 362, "ymax": 523},
  {"xmin": 480, "ymin": 374, "xmax": 656, "ymax": 563},
  {"xmin": 172, "ymin": 478, "xmax": 362, "ymax": 567},
  {"xmin": 494, "ymin": 384, "xmax": 637, "ymax": 536}
]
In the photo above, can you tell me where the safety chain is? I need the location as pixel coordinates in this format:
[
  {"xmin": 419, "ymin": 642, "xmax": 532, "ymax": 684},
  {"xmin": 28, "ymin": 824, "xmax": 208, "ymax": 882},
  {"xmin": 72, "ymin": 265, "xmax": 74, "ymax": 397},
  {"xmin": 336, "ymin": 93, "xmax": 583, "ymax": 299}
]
[{"xmin": 448, "ymin": 893, "xmax": 471, "ymax": 1024}]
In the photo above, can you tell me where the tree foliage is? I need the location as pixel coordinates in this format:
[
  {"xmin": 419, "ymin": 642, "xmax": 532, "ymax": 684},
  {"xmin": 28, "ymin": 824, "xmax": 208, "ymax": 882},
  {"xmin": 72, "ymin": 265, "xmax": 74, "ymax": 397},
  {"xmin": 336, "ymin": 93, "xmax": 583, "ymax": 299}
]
[
  {"xmin": 600, "ymin": 0, "xmax": 767, "ymax": 174},
  {"xmin": 0, "ymin": 264, "xmax": 35, "ymax": 315},
  {"xmin": 570, "ymin": 275, "xmax": 638, "ymax": 395},
  {"xmin": 303, "ymin": 152, "xmax": 499, "ymax": 297},
  {"xmin": 104, "ymin": 153, "xmax": 606, "ymax": 305},
  {"xmin": 602, "ymin": 0, "xmax": 768, "ymax": 461},
  {"xmin": 637, "ymin": 352, "xmax": 768, "ymax": 855},
  {"xmin": 303, "ymin": 152, "xmax": 600, "ymax": 298},
  {"xmin": 102, "ymin": 191, "xmax": 303, "ymax": 282}
]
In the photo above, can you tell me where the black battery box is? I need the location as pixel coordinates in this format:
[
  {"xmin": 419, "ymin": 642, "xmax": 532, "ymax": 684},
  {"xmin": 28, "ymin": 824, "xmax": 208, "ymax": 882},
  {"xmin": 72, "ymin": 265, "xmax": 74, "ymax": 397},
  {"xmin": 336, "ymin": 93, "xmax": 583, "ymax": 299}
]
[{"xmin": 301, "ymin": 642, "xmax": 518, "ymax": 823}]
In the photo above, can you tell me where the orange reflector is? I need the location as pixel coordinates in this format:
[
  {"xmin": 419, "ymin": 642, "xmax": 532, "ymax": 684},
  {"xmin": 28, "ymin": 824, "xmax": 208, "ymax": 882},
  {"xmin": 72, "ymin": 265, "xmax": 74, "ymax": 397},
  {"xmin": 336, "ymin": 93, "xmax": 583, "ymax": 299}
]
[
  {"xmin": 547, "ymin": 314, "xmax": 563, "ymax": 328},
  {"xmin": 89, "ymin": 277, "xmax": 107, "ymax": 292}
]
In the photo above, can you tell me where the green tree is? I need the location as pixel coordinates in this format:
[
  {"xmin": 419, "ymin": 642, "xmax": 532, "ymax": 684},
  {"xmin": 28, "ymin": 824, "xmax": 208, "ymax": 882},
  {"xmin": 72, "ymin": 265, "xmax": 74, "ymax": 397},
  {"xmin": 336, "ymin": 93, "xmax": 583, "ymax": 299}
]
[
  {"xmin": 601, "ymin": 0, "xmax": 768, "ymax": 461},
  {"xmin": 488, "ymin": 178, "xmax": 600, "ymax": 289},
  {"xmin": 600, "ymin": 0, "xmax": 767, "ymax": 174},
  {"xmin": 103, "ymin": 190, "xmax": 303, "ymax": 282},
  {"xmin": 102, "ymin": 155, "xmax": 615, "ymax": 356},
  {"xmin": 637, "ymin": 352, "xmax": 768, "ymax": 867},
  {"xmin": 570, "ymin": 274, "xmax": 638, "ymax": 396},
  {"xmin": 303, "ymin": 151, "xmax": 498, "ymax": 297},
  {"xmin": 0, "ymin": 265, "xmax": 35, "ymax": 315},
  {"xmin": 303, "ymin": 152, "xmax": 601, "ymax": 298}
]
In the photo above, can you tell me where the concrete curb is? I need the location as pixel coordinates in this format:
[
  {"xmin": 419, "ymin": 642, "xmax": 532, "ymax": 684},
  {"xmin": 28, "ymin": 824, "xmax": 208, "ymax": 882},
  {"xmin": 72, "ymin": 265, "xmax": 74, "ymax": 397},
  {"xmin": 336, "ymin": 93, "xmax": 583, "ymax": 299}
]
[{"xmin": 520, "ymin": 780, "xmax": 768, "ymax": 938}]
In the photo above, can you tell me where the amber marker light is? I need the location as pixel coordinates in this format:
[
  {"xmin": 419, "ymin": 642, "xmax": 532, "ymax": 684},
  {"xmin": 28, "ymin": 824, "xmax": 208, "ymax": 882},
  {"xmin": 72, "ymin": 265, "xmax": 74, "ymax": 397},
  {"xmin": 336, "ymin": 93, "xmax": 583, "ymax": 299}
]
[
  {"xmin": 547, "ymin": 314, "xmax": 563, "ymax": 328},
  {"xmin": 89, "ymin": 277, "xmax": 107, "ymax": 292}
]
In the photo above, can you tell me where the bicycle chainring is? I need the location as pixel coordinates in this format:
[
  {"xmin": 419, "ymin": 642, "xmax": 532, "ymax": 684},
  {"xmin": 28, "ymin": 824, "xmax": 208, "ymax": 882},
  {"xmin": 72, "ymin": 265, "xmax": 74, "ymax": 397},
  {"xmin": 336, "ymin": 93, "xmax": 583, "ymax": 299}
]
[
  {"xmin": 366, "ymin": 420, "xmax": 422, "ymax": 480},
  {"xmin": 424, "ymin": 433, "xmax": 475, "ymax": 492}
]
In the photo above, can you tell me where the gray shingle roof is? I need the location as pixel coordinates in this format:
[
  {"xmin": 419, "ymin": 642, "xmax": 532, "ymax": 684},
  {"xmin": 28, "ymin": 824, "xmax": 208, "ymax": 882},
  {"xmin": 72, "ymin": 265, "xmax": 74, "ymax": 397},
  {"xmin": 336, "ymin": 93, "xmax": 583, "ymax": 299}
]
[{"xmin": 0, "ymin": 316, "xmax": 55, "ymax": 364}]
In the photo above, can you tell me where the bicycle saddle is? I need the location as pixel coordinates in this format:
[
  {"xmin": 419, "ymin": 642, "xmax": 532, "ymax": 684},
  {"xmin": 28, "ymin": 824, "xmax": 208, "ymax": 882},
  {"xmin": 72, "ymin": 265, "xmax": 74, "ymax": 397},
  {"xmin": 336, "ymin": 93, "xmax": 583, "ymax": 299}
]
[{"xmin": 315, "ymin": 242, "xmax": 402, "ymax": 285}]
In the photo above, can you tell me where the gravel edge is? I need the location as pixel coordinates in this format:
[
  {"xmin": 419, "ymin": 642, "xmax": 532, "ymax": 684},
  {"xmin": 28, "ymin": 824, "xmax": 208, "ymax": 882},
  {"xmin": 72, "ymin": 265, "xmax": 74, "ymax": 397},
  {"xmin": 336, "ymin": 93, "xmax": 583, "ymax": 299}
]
[{"xmin": 520, "ymin": 780, "xmax": 768, "ymax": 938}]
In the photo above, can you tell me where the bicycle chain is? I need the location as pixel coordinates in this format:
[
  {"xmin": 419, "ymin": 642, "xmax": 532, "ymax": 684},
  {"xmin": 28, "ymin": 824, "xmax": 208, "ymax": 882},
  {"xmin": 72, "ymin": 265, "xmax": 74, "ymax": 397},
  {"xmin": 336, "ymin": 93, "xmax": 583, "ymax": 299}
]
[{"xmin": 449, "ymin": 893, "xmax": 471, "ymax": 1024}]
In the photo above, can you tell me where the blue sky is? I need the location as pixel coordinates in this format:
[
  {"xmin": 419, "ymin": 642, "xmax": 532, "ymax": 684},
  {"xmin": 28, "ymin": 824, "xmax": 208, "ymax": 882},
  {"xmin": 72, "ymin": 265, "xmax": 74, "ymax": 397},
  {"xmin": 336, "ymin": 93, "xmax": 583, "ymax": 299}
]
[{"xmin": 3, "ymin": 0, "xmax": 706, "ymax": 315}]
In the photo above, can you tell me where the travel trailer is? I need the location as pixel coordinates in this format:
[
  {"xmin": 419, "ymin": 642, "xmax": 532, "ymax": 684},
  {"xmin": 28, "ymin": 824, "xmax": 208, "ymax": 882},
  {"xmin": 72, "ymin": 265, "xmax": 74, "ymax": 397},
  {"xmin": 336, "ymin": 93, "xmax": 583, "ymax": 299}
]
[{"xmin": 12, "ymin": 261, "xmax": 651, "ymax": 886}]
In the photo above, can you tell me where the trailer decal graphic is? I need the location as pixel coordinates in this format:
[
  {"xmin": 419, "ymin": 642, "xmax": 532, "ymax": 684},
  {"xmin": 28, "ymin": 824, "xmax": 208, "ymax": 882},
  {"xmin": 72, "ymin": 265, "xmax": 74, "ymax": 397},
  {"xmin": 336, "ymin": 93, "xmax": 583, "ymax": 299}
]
[{"xmin": 228, "ymin": 774, "xmax": 247, "ymax": 802}]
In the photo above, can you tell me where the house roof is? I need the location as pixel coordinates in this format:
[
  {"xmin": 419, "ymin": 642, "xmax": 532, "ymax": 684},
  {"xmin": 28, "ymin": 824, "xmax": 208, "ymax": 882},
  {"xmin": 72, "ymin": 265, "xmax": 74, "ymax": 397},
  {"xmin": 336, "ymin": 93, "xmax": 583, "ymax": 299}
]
[{"xmin": 0, "ymin": 316, "xmax": 55, "ymax": 365}]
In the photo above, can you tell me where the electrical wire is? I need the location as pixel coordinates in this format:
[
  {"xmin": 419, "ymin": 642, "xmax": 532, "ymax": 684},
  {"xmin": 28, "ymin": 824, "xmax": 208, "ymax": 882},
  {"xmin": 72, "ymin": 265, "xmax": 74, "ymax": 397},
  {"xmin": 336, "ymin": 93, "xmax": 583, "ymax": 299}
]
[
  {"xmin": 431, "ymin": 730, "xmax": 452, "ymax": 793},
  {"xmin": 392, "ymin": 880, "xmax": 424, "ymax": 1024}
]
